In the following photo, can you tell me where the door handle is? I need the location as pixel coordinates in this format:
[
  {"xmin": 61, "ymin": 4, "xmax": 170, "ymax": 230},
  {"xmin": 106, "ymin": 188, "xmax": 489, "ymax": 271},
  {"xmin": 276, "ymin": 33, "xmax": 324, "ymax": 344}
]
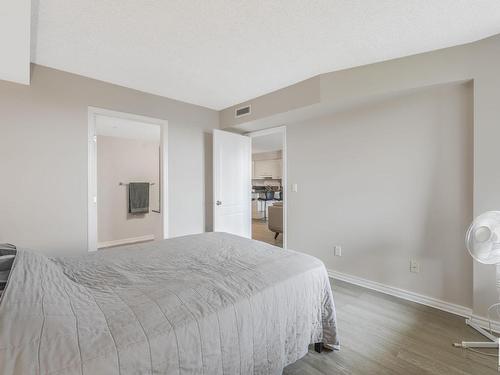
[{"xmin": 216, "ymin": 200, "xmax": 222, "ymax": 206}]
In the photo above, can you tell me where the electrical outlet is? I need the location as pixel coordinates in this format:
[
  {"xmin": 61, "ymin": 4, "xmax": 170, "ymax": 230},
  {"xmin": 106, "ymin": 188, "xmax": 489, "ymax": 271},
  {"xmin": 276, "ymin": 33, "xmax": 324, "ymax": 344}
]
[
  {"xmin": 334, "ymin": 245, "xmax": 342, "ymax": 256},
  {"xmin": 410, "ymin": 259, "xmax": 420, "ymax": 273}
]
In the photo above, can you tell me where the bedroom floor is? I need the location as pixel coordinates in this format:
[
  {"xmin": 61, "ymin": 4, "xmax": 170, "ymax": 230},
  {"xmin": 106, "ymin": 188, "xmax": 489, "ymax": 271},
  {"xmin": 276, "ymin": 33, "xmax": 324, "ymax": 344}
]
[{"xmin": 283, "ymin": 279, "xmax": 498, "ymax": 375}]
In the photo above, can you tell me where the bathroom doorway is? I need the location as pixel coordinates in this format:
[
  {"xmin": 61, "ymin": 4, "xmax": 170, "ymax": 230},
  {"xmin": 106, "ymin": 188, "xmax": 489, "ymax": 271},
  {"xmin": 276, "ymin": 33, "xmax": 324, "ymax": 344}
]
[{"xmin": 87, "ymin": 107, "xmax": 168, "ymax": 251}]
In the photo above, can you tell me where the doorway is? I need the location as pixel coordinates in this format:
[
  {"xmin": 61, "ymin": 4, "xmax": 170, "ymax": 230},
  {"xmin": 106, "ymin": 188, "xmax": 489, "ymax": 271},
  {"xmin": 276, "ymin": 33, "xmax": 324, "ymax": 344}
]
[
  {"xmin": 212, "ymin": 126, "xmax": 287, "ymax": 248},
  {"xmin": 248, "ymin": 127, "xmax": 286, "ymax": 248},
  {"xmin": 87, "ymin": 107, "xmax": 168, "ymax": 251}
]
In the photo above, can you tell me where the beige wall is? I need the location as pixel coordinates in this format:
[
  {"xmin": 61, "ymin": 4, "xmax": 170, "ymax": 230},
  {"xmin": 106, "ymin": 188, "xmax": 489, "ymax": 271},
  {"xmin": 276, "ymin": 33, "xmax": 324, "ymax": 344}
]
[
  {"xmin": 219, "ymin": 76, "xmax": 321, "ymax": 129},
  {"xmin": 222, "ymin": 33, "xmax": 500, "ymax": 320},
  {"xmin": 0, "ymin": 64, "xmax": 218, "ymax": 257},
  {"xmin": 97, "ymin": 136, "xmax": 162, "ymax": 244},
  {"xmin": 288, "ymin": 82, "xmax": 473, "ymax": 308}
]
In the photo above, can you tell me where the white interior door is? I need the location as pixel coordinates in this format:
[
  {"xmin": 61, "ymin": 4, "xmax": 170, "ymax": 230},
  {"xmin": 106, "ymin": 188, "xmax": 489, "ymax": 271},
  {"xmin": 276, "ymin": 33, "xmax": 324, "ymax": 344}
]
[{"xmin": 213, "ymin": 129, "xmax": 252, "ymax": 238}]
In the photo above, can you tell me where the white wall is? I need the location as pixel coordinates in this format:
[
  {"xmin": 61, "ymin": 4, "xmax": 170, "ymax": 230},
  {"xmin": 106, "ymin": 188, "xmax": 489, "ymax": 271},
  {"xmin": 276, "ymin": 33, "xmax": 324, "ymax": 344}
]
[
  {"xmin": 97, "ymin": 136, "xmax": 162, "ymax": 244},
  {"xmin": 0, "ymin": 65, "xmax": 218, "ymax": 257},
  {"xmin": 288, "ymin": 82, "xmax": 473, "ymax": 308}
]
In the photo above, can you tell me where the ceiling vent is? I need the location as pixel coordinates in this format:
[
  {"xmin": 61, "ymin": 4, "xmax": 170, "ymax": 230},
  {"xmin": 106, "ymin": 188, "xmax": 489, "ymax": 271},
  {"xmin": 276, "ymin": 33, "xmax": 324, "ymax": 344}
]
[{"xmin": 235, "ymin": 105, "xmax": 251, "ymax": 118}]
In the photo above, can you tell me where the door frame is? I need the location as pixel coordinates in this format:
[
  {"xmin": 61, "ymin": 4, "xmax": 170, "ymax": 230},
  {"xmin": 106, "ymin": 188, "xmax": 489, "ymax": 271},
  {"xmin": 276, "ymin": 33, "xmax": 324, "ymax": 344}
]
[
  {"xmin": 87, "ymin": 107, "xmax": 169, "ymax": 252},
  {"xmin": 246, "ymin": 126, "xmax": 288, "ymax": 249}
]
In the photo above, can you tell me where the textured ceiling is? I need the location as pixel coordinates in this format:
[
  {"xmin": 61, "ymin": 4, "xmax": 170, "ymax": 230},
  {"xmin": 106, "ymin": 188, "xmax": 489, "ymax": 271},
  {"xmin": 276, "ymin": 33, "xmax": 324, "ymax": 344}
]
[{"xmin": 31, "ymin": 1, "xmax": 500, "ymax": 110}]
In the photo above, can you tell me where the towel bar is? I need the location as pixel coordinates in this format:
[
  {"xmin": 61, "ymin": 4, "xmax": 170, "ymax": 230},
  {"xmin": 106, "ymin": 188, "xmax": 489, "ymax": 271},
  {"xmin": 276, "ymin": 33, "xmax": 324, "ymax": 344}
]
[{"xmin": 119, "ymin": 182, "xmax": 156, "ymax": 186}]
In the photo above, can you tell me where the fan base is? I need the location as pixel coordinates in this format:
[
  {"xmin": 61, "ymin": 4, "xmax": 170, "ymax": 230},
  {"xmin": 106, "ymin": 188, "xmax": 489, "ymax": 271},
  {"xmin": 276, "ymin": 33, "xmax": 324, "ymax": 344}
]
[{"xmin": 454, "ymin": 319, "xmax": 499, "ymax": 371}]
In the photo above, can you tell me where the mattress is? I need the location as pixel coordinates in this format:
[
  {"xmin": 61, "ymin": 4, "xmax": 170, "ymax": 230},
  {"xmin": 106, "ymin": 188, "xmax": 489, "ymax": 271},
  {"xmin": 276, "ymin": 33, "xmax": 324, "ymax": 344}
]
[{"xmin": 0, "ymin": 232, "xmax": 338, "ymax": 374}]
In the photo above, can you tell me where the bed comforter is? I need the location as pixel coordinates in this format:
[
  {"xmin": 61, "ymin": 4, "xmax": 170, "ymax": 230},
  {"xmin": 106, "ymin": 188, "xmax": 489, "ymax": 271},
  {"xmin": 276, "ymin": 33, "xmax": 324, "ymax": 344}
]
[{"xmin": 0, "ymin": 232, "xmax": 338, "ymax": 375}]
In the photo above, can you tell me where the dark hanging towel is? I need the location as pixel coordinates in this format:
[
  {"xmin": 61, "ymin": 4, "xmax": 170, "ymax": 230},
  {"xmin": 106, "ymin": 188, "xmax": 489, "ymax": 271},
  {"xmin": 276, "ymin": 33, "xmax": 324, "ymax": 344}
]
[{"xmin": 128, "ymin": 182, "xmax": 150, "ymax": 214}]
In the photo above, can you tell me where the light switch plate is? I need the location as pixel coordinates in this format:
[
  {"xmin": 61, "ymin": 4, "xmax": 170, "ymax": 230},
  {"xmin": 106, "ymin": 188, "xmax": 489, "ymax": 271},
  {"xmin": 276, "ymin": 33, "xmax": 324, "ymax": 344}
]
[{"xmin": 291, "ymin": 183, "xmax": 298, "ymax": 192}]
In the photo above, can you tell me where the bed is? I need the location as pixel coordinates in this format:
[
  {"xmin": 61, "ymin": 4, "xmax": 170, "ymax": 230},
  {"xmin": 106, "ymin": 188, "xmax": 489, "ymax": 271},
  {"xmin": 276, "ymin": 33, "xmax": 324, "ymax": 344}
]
[{"xmin": 0, "ymin": 232, "xmax": 339, "ymax": 375}]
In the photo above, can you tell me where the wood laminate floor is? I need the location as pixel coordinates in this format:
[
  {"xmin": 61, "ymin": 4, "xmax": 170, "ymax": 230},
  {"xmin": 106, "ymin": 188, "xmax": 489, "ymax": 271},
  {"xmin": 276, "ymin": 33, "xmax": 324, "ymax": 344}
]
[
  {"xmin": 284, "ymin": 279, "xmax": 498, "ymax": 374},
  {"xmin": 252, "ymin": 219, "xmax": 283, "ymax": 248}
]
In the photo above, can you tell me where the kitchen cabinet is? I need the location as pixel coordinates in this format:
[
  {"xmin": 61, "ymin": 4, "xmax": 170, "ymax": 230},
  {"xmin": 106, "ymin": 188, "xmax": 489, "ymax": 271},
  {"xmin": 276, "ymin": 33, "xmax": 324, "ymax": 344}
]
[{"xmin": 253, "ymin": 159, "xmax": 282, "ymax": 179}]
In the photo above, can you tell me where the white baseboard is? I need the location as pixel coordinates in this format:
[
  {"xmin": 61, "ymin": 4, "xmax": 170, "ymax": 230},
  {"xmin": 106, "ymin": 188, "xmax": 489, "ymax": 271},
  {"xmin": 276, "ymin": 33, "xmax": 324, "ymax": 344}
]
[
  {"xmin": 328, "ymin": 269, "xmax": 500, "ymax": 333},
  {"xmin": 98, "ymin": 234, "xmax": 155, "ymax": 249},
  {"xmin": 468, "ymin": 314, "xmax": 500, "ymax": 334}
]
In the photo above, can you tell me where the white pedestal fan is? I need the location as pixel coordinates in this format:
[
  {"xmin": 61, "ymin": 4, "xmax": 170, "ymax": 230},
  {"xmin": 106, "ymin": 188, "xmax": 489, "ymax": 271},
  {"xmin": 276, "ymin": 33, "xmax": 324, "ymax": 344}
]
[{"xmin": 454, "ymin": 211, "xmax": 500, "ymax": 367}]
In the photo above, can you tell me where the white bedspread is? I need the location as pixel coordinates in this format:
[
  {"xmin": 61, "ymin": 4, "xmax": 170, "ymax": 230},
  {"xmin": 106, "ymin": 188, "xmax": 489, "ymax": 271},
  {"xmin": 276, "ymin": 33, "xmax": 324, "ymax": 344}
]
[{"xmin": 0, "ymin": 232, "xmax": 338, "ymax": 374}]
